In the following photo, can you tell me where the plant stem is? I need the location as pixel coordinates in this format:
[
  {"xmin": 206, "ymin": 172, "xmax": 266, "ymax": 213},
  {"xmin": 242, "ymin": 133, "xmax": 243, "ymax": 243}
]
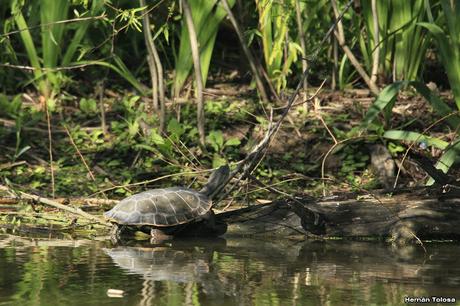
[
  {"xmin": 44, "ymin": 96, "xmax": 55, "ymax": 198},
  {"xmin": 331, "ymin": 0, "xmax": 379, "ymax": 95},
  {"xmin": 219, "ymin": 0, "xmax": 270, "ymax": 103},
  {"xmin": 140, "ymin": 0, "xmax": 159, "ymax": 113},
  {"xmin": 295, "ymin": 0, "xmax": 308, "ymax": 94},
  {"xmin": 181, "ymin": 0, "xmax": 205, "ymax": 146},
  {"xmin": 370, "ymin": 0, "xmax": 380, "ymax": 86}
]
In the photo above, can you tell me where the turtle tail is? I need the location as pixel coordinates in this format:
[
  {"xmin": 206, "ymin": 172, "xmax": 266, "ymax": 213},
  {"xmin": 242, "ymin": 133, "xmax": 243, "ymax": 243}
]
[{"xmin": 199, "ymin": 165, "xmax": 230, "ymax": 199}]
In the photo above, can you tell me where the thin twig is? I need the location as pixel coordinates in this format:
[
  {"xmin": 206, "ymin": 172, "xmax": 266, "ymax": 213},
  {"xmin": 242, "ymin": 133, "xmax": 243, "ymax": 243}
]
[
  {"xmin": 88, "ymin": 169, "xmax": 212, "ymax": 197},
  {"xmin": 0, "ymin": 59, "xmax": 112, "ymax": 72},
  {"xmin": 43, "ymin": 97, "xmax": 55, "ymax": 198},
  {"xmin": 313, "ymin": 95, "xmax": 338, "ymax": 144},
  {"xmin": 331, "ymin": 0, "xmax": 380, "ymax": 95},
  {"xmin": 0, "ymin": 15, "xmax": 106, "ymax": 38},
  {"xmin": 370, "ymin": 0, "xmax": 380, "ymax": 86},
  {"xmin": 221, "ymin": 79, "xmax": 326, "ymax": 201},
  {"xmin": 393, "ymin": 111, "xmax": 460, "ymax": 188},
  {"xmin": 0, "ymin": 185, "xmax": 110, "ymax": 226},
  {"xmin": 218, "ymin": 1, "xmax": 354, "ymax": 201},
  {"xmin": 0, "ymin": 161, "xmax": 27, "ymax": 170},
  {"xmin": 181, "ymin": 0, "xmax": 206, "ymax": 146},
  {"xmin": 63, "ymin": 125, "xmax": 96, "ymax": 181},
  {"xmin": 294, "ymin": 0, "xmax": 308, "ymax": 106},
  {"xmin": 140, "ymin": 0, "xmax": 159, "ymax": 112},
  {"xmin": 320, "ymin": 136, "xmax": 366, "ymax": 196},
  {"xmin": 219, "ymin": 0, "xmax": 270, "ymax": 103}
]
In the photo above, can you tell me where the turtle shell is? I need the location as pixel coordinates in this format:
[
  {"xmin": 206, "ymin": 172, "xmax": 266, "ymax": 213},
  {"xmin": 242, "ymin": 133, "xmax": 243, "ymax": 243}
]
[{"xmin": 104, "ymin": 187, "xmax": 211, "ymax": 227}]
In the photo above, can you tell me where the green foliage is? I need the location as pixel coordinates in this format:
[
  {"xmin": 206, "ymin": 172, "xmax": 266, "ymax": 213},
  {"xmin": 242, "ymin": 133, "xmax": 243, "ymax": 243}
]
[
  {"xmin": 256, "ymin": 0, "xmax": 301, "ymax": 92},
  {"xmin": 173, "ymin": 0, "xmax": 235, "ymax": 96},
  {"xmin": 362, "ymin": 81, "xmax": 460, "ymax": 185},
  {"xmin": 79, "ymin": 98, "xmax": 98, "ymax": 114},
  {"xmin": 337, "ymin": 144, "xmax": 369, "ymax": 178},
  {"xmin": 419, "ymin": 1, "xmax": 460, "ymax": 109},
  {"xmin": 360, "ymin": 0, "xmax": 429, "ymax": 81},
  {"xmin": 338, "ymin": 54, "xmax": 357, "ymax": 90},
  {"xmin": 8, "ymin": 0, "xmax": 105, "ymax": 100}
]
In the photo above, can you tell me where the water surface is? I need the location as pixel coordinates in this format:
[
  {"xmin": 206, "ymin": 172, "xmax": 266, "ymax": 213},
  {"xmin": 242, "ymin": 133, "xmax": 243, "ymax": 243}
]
[{"xmin": 0, "ymin": 235, "xmax": 459, "ymax": 305}]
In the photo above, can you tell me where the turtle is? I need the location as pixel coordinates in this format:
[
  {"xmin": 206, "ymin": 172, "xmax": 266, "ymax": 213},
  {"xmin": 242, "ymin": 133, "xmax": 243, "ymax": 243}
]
[{"xmin": 104, "ymin": 165, "xmax": 230, "ymax": 240}]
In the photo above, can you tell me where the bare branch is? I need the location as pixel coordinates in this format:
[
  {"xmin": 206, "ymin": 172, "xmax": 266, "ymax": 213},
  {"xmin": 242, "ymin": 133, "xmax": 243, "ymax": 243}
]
[
  {"xmin": 181, "ymin": 0, "xmax": 205, "ymax": 146},
  {"xmin": 219, "ymin": 0, "xmax": 270, "ymax": 103},
  {"xmin": 330, "ymin": 0, "xmax": 380, "ymax": 96},
  {"xmin": 370, "ymin": 0, "xmax": 380, "ymax": 85}
]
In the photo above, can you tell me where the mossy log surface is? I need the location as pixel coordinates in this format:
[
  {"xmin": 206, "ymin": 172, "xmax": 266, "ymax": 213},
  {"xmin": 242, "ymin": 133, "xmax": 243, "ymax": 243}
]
[{"xmin": 217, "ymin": 186, "xmax": 460, "ymax": 243}]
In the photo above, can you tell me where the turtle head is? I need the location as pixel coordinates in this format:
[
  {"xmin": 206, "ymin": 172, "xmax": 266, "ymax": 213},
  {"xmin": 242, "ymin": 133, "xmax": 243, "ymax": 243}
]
[{"xmin": 199, "ymin": 165, "xmax": 230, "ymax": 198}]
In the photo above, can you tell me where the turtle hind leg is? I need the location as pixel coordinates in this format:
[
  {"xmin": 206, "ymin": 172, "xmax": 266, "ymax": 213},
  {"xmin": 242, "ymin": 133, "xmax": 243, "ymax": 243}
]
[
  {"xmin": 150, "ymin": 228, "xmax": 173, "ymax": 243},
  {"xmin": 203, "ymin": 210, "xmax": 227, "ymax": 237},
  {"xmin": 109, "ymin": 225, "xmax": 123, "ymax": 244}
]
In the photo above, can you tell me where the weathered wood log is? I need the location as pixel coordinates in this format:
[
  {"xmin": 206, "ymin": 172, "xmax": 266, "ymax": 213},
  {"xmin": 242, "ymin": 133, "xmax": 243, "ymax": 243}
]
[
  {"xmin": 0, "ymin": 185, "xmax": 111, "ymax": 226},
  {"xmin": 217, "ymin": 186, "xmax": 460, "ymax": 243}
]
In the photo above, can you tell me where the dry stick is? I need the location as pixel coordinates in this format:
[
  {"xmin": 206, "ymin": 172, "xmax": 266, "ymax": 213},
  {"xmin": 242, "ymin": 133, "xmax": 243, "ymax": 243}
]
[
  {"xmin": 63, "ymin": 125, "xmax": 96, "ymax": 181},
  {"xmin": 0, "ymin": 15, "xmax": 106, "ymax": 38},
  {"xmin": 321, "ymin": 136, "xmax": 365, "ymax": 187},
  {"xmin": 140, "ymin": 0, "xmax": 159, "ymax": 112},
  {"xmin": 294, "ymin": 0, "xmax": 309, "ymax": 110},
  {"xmin": 0, "ymin": 196, "xmax": 118, "ymax": 206},
  {"xmin": 331, "ymin": 35, "xmax": 338, "ymax": 90},
  {"xmin": 178, "ymin": 139, "xmax": 202, "ymax": 167},
  {"xmin": 0, "ymin": 185, "xmax": 110, "ymax": 226},
  {"xmin": 219, "ymin": 2, "xmax": 354, "ymax": 201},
  {"xmin": 151, "ymin": 31, "xmax": 166, "ymax": 134},
  {"xmin": 330, "ymin": 0, "xmax": 380, "ymax": 96},
  {"xmin": 43, "ymin": 97, "xmax": 55, "ymax": 198},
  {"xmin": 89, "ymin": 169, "xmax": 211, "ymax": 197},
  {"xmin": 0, "ymin": 161, "xmax": 27, "ymax": 170},
  {"xmin": 370, "ymin": 0, "xmax": 380, "ymax": 86},
  {"xmin": 393, "ymin": 111, "xmax": 460, "ymax": 189},
  {"xmin": 97, "ymin": 82, "xmax": 108, "ymax": 135},
  {"xmin": 163, "ymin": 133, "xmax": 198, "ymax": 168},
  {"xmin": 140, "ymin": 0, "xmax": 166, "ymax": 132},
  {"xmin": 0, "ymin": 59, "xmax": 112, "ymax": 72},
  {"xmin": 313, "ymin": 95, "xmax": 338, "ymax": 144},
  {"xmin": 181, "ymin": 0, "xmax": 206, "ymax": 147},
  {"xmin": 219, "ymin": 0, "xmax": 270, "ymax": 103}
]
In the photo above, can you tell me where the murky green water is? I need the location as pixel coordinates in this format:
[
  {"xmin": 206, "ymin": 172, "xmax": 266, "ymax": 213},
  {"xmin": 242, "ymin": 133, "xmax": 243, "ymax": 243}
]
[{"xmin": 0, "ymin": 235, "xmax": 459, "ymax": 306}]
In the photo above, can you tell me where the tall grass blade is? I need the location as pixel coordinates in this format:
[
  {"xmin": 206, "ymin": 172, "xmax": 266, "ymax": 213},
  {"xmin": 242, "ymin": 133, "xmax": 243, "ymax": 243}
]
[
  {"xmin": 383, "ymin": 130, "xmax": 448, "ymax": 150},
  {"xmin": 174, "ymin": 0, "xmax": 235, "ymax": 96}
]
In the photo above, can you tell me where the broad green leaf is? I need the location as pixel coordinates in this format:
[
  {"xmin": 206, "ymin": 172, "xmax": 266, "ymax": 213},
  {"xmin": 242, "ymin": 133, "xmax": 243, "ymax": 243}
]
[
  {"xmin": 212, "ymin": 153, "xmax": 226, "ymax": 168},
  {"xmin": 173, "ymin": 0, "xmax": 236, "ymax": 95},
  {"xmin": 167, "ymin": 118, "xmax": 185, "ymax": 139},
  {"xmin": 362, "ymin": 82, "xmax": 404, "ymax": 127},
  {"xmin": 383, "ymin": 130, "xmax": 448, "ymax": 150},
  {"xmin": 150, "ymin": 131, "xmax": 165, "ymax": 146},
  {"xmin": 79, "ymin": 98, "xmax": 98, "ymax": 114},
  {"xmin": 427, "ymin": 138, "xmax": 460, "ymax": 185},
  {"xmin": 225, "ymin": 137, "xmax": 241, "ymax": 147},
  {"xmin": 206, "ymin": 130, "xmax": 224, "ymax": 152},
  {"xmin": 363, "ymin": 81, "xmax": 460, "ymax": 130}
]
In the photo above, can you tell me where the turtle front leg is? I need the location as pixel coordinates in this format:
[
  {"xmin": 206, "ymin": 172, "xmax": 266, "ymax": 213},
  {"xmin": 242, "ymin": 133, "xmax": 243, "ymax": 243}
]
[
  {"xmin": 202, "ymin": 210, "xmax": 227, "ymax": 236},
  {"xmin": 150, "ymin": 228, "xmax": 173, "ymax": 242},
  {"xmin": 109, "ymin": 224, "xmax": 122, "ymax": 243}
]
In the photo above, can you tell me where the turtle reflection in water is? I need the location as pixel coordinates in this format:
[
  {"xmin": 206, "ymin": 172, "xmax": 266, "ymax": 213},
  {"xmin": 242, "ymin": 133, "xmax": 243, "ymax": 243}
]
[{"xmin": 104, "ymin": 165, "xmax": 230, "ymax": 240}]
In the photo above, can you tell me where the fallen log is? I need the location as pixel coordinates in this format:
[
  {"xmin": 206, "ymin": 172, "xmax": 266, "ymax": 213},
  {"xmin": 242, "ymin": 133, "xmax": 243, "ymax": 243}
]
[
  {"xmin": 0, "ymin": 185, "xmax": 111, "ymax": 227},
  {"xmin": 217, "ymin": 186, "xmax": 460, "ymax": 244}
]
